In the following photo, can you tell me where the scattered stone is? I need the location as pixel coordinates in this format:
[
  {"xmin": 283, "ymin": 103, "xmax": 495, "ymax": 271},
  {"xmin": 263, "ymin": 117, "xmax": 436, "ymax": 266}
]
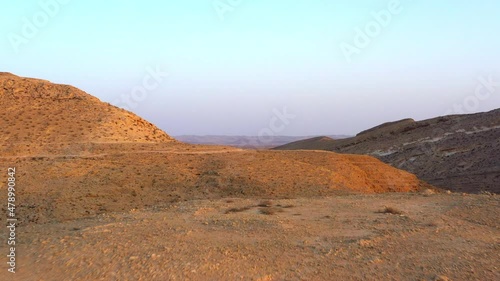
[
  {"xmin": 422, "ymin": 189, "xmax": 436, "ymax": 196},
  {"xmin": 434, "ymin": 275, "xmax": 450, "ymax": 281},
  {"xmin": 359, "ymin": 239, "xmax": 373, "ymax": 247}
]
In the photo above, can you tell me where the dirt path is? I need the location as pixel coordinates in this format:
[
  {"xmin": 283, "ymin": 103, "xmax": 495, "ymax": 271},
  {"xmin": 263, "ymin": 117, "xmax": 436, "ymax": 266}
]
[{"xmin": 0, "ymin": 148, "xmax": 246, "ymax": 160}]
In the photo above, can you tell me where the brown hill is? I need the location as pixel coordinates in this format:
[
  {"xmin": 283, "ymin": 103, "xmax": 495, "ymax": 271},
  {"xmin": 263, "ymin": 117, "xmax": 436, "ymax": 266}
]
[
  {"xmin": 274, "ymin": 110, "xmax": 500, "ymax": 193},
  {"xmin": 0, "ymin": 74, "xmax": 434, "ymax": 224},
  {"xmin": 8, "ymin": 149, "xmax": 434, "ymax": 224},
  {"xmin": 0, "ymin": 72, "xmax": 175, "ymax": 156}
]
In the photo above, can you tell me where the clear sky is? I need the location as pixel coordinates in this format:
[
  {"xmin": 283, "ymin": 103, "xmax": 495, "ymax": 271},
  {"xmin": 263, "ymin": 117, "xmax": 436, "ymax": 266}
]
[{"xmin": 1, "ymin": 0, "xmax": 500, "ymax": 136}]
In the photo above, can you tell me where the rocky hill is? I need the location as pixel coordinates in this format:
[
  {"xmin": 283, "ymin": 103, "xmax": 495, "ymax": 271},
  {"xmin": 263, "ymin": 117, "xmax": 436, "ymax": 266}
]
[
  {"xmin": 0, "ymin": 72, "xmax": 175, "ymax": 156},
  {"xmin": 274, "ymin": 110, "xmax": 500, "ymax": 193}
]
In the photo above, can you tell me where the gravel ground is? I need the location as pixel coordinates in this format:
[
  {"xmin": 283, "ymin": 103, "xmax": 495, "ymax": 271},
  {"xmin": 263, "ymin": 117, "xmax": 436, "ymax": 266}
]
[{"xmin": 1, "ymin": 193, "xmax": 498, "ymax": 281}]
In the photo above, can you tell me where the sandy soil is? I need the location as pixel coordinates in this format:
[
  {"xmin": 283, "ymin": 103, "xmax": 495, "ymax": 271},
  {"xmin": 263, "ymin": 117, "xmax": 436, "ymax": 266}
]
[{"xmin": 1, "ymin": 193, "xmax": 498, "ymax": 281}]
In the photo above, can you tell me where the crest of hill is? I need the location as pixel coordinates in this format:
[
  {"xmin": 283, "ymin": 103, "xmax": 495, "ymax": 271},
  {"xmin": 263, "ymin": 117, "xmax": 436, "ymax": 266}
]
[
  {"xmin": 0, "ymin": 73, "xmax": 175, "ymax": 154},
  {"xmin": 269, "ymin": 136, "xmax": 335, "ymax": 150},
  {"xmin": 357, "ymin": 118, "xmax": 415, "ymax": 137}
]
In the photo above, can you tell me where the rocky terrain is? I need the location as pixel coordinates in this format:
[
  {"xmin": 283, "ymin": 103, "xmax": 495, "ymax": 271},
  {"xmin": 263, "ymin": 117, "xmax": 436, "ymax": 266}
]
[
  {"xmin": 0, "ymin": 72, "xmax": 175, "ymax": 156},
  {"xmin": 0, "ymin": 74, "xmax": 498, "ymax": 280},
  {"xmin": 275, "ymin": 111, "xmax": 500, "ymax": 193},
  {"xmin": 1, "ymin": 194, "xmax": 498, "ymax": 280},
  {"xmin": 0, "ymin": 73, "xmax": 433, "ymax": 225},
  {"xmin": 2, "ymin": 144, "xmax": 432, "ymax": 225}
]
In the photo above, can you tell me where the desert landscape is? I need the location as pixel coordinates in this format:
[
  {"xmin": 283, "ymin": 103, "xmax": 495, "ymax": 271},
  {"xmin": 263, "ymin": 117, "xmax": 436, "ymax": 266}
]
[
  {"xmin": 2, "ymin": 1, "xmax": 499, "ymax": 280},
  {"xmin": 0, "ymin": 73, "xmax": 499, "ymax": 280}
]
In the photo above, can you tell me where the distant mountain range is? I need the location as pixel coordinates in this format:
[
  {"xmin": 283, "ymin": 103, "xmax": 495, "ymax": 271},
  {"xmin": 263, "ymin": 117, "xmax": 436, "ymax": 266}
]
[
  {"xmin": 274, "ymin": 109, "xmax": 500, "ymax": 193},
  {"xmin": 174, "ymin": 135, "xmax": 352, "ymax": 148}
]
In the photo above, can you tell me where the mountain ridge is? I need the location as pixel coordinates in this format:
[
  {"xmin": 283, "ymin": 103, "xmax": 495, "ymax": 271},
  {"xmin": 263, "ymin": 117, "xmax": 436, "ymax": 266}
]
[{"xmin": 274, "ymin": 109, "xmax": 500, "ymax": 193}]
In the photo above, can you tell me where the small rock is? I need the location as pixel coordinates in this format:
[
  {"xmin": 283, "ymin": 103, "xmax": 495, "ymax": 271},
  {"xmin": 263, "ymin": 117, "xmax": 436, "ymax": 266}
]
[
  {"xmin": 359, "ymin": 239, "xmax": 372, "ymax": 247},
  {"xmin": 422, "ymin": 189, "xmax": 435, "ymax": 196},
  {"xmin": 434, "ymin": 275, "xmax": 450, "ymax": 281}
]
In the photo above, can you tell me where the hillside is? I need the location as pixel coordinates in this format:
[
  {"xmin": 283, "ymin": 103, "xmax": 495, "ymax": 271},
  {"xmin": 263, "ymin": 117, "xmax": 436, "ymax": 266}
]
[
  {"xmin": 0, "ymin": 72, "xmax": 175, "ymax": 156},
  {"xmin": 270, "ymin": 136, "xmax": 336, "ymax": 150},
  {"xmin": 274, "ymin": 110, "xmax": 500, "ymax": 193}
]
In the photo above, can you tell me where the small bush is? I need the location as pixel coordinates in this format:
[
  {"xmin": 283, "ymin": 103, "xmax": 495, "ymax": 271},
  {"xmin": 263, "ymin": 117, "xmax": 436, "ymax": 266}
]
[
  {"xmin": 259, "ymin": 207, "xmax": 283, "ymax": 215},
  {"xmin": 279, "ymin": 204, "xmax": 295, "ymax": 208},
  {"xmin": 378, "ymin": 206, "xmax": 403, "ymax": 215},
  {"xmin": 257, "ymin": 200, "xmax": 273, "ymax": 207},
  {"xmin": 225, "ymin": 206, "xmax": 251, "ymax": 214}
]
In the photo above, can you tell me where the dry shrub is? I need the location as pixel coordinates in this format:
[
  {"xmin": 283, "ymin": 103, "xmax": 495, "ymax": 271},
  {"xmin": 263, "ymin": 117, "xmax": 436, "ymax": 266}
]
[
  {"xmin": 225, "ymin": 206, "xmax": 251, "ymax": 214},
  {"xmin": 259, "ymin": 207, "xmax": 283, "ymax": 215},
  {"xmin": 257, "ymin": 200, "xmax": 273, "ymax": 207},
  {"xmin": 378, "ymin": 206, "xmax": 403, "ymax": 215}
]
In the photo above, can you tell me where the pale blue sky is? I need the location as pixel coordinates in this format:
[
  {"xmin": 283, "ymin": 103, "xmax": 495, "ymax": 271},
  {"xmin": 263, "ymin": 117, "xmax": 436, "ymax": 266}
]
[{"xmin": 1, "ymin": 0, "xmax": 499, "ymax": 136}]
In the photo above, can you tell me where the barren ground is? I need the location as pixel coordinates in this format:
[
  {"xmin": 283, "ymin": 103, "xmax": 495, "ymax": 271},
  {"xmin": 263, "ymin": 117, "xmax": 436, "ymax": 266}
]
[{"xmin": 1, "ymin": 193, "xmax": 498, "ymax": 281}]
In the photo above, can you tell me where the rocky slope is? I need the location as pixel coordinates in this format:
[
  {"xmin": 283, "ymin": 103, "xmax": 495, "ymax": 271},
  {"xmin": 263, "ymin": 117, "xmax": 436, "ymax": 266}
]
[
  {"xmin": 4, "ymin": 148, "xmax": 434, "ymax": 224},
  {"xmin": 275, "ymin": 110, "xmax": 500, "ymax": 193},
  {"xmin": 0, "ymin": 72, "xmax": 175, "ymax": 156}
]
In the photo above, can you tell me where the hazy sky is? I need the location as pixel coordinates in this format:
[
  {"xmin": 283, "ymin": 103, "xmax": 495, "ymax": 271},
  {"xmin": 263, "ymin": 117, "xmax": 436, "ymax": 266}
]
[{"xmin": 2, "ymin": 0, "xmax": 500, "ymax": 136}]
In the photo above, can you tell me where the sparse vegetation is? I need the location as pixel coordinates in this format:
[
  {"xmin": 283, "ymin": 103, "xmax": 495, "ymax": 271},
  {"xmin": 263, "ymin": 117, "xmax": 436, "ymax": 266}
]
[
  {"xmin": 259, "ymin": 207, "xmax": 283, "ymax": 215},
  {"xmin": 277, "ymin": 204, "xmax": 295, "ymax": 208},
  {"xmin": 257, "ymin": 200, "xmax": 273, "ymax": 207},
  {"xmin": 378, "ymin": 206, "xmax": 404, "ymax": 215},
  {"xmin": 224, "ymin": 206, "xmax": 251, "ymax": 214}
]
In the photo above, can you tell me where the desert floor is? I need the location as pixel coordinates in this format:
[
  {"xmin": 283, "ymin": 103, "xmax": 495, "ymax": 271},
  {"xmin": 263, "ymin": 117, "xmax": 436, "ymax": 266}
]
[{"xmin": 1, "ymin": 193, "xmax": 498, "ymax": 281}]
